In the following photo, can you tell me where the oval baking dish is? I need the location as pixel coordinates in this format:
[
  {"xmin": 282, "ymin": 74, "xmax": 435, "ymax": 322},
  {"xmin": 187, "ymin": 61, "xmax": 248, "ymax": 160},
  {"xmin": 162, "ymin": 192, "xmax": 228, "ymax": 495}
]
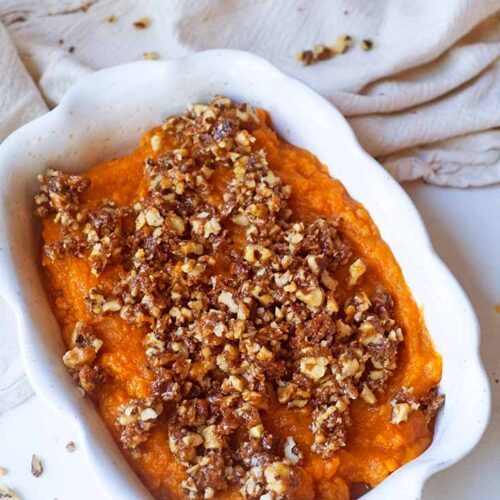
[{"xmin": 0, "ymin": 50, "xmax": 490, "ymax": 499}]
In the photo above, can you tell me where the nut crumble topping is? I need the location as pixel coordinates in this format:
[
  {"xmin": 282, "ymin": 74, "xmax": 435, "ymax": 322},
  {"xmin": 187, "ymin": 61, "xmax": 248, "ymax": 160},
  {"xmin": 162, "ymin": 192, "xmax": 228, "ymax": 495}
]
[
  {"xmin": 117, "ymin": 398, "xmax": 163, "ymax": 450},
  {"xmin": 35, "ymin": 96, "xmax": 442, "ymax": 498}
]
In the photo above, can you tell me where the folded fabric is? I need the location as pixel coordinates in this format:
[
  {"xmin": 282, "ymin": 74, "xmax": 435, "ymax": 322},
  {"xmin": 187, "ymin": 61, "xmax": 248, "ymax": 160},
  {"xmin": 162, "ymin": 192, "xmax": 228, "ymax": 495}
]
[
  {"xmin": 0, "ymin": 22, "xmax": 46, "ymax": 410},
  {"xmin": 1, "ymin": 0, "xmax": 498, "ymax": 186},
  {"xmin": 0, "ymin": 0, "xmax": 499, "ymax": 414}
]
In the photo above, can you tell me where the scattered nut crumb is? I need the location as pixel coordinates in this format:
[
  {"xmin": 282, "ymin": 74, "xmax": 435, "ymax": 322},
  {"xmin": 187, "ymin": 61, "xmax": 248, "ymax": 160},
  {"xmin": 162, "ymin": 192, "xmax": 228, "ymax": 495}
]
[
  {"xmin": 133, "ymin": 17, "xmax": 151, "ymax": 29},
  {"xmin": 0, "ymin": 466, "xmax": 7, "ymax": 476},
  {"xmin": 106, "ymin": 15, "xmax": 118, "ymax": 23},
  {"xmin": 333, "ymin": 34, "xmax": 353, "ymax": 54},
  {"xmin": 143, "ymin": 51, "xmax": 159, "ymax": 61},
  {"xmin": 31, "ymin": 454, "xmax": 44, "ymax": 478},
  {"xmin": 297, "ymin": 35, "xmax": 355, "ymax": 66},
  {"xmin": 297, "ymin": 35, "xmax": 376, "ymax": 65},
  {"xmin": 296, "ymin": 45, "xmax": 334, "ymax": 66},
  {"xmin": 360, "ymin": 39, "xmax": 374, "ymax": 51},
  {"xmin": 68, "ymin": 46, "xmax": 75, "ymax": 54},
  {"xmin": 0, "ymin": 485, "xmax": 19, "ymax": 499},
  {"xmin": 66, "ymin": 441, "xmax": 76, "ymax": 452}
]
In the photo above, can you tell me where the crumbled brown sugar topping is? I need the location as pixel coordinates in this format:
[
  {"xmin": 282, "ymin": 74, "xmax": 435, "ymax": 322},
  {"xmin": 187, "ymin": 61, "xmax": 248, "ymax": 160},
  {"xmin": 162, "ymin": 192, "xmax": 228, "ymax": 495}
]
[{"xmin": 35, "ymin": 97, "xmax": 442, "ymax": 498}]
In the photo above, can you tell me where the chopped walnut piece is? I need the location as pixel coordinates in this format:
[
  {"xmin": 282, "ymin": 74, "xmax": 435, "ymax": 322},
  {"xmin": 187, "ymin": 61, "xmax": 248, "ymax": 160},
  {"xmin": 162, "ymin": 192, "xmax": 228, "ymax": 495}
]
[
  {"xmin": 202, "ymin": 425, "xmax": 222, "ymax": 450},
  {"xmin": 296, "ymin": 288, "xmax": 324, "ymax": 309},
  {"xmin": 34, "ymin": 169, "xmax": 90, "ymax": 224},
  {"xmin": 244, "ymin": 244, "xmax": 272, "ymax": 265},
  {"xmin": 31, "ymin": 454, "xmax": 44, "ymax": 477},
  {"xmin": 62, "ymin": 345, "xmax": 97, "ymax": 369},
  {"xmin": 143, "ymin": 51, "xmax": 159, "ymax": 61},
  {"xmin": 133, "ymin": 17, "xmax": 151, "ymax": 29},
  {"xmin": 62, "ymin": 322, "xmax": 104, "ymax": 394},
  {"xmin": 116, "ymin": 398, "xmax": 163, "ymax": 449},
  {"xmin": 66, "ymin": 441, "xmax": 76, "ymax": 452},
  {"xmin": 360, "ymin": 384, "xmax": 377, "ymax": 405},
  {"xmin": 144, "ymin": 207, "xmax": 164, "ymax": 227},
  {"xmin": 284, "ymin": 436, "xmax": 302, "ymax": 465},
  {"xmin": 311, "ymin": 405, "xmax": 350, "ymax": 458},
  {"xmin": 391, "ymin": 402, "xmax": 411, "ymax": 424},
  {"xmin": 348, "ymin": 258, "xmax": 366, "ymax": 286},
  {"xmin": 0, "ymin": 485, "xmax": 20, "ymax": 500},
  {"xmin": 300, "ymin": 356, "xmax": 329, "ymax": 381},
  {"xmin": 321, "ymin": 269, "xmax": 337, "ymax": 291},
  {"xmin": 390, "ymin": 387, "xmax": 444, "ymax": 424},
  {"xmin": 333, "ymin": 34, "xmax": 353, "ymax": 54},
  {"xmin": 360, "ymin": 39, "xmax": 374, "ymax": 51},
  {"xmin": 264, "ymin": 461, "xmax": 292, "ymax": 495},
  {"xmin": 296, "ymin": 45, "xmax": 335, "ymax": 66},
  {"xmin": 420, "ymin": 388, "xmax": 445, "ymax": 418}
]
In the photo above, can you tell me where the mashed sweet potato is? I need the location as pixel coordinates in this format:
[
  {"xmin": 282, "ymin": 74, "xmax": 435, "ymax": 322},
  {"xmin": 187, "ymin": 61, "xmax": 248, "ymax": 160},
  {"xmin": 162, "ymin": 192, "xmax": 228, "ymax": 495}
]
[{"xmin": 37, "ymin": 97, "xmax": 442, "ymax": 499}]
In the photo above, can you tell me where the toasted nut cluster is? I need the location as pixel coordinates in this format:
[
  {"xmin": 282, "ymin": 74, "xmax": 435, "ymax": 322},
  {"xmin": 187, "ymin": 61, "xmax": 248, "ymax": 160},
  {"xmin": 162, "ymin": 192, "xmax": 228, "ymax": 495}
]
[
  {"xmin": 34, "ymin": 168, "xmax": 90, "ymax": 229},
  {"xmin": 35, "ymin": 97, "xmax": 442, "ymax": 498},
  {"xmin": 390, "ymin": 386, "xmax": 444, "ymax": 425},
  {"xmin": 133, "ymin": 17, "xmax": 151, "ymax": 29},
  {"xmin": 62, "ymin": 322, "xmax": 104, "ymax": 394},
  {"xmin": 116, "ymin": 398, "xmax": 163, "ymax": 449}
]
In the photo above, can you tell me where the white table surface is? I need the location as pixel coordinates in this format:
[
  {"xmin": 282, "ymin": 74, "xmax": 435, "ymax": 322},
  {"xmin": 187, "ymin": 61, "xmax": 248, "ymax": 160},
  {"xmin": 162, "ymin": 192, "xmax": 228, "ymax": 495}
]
[{"xmin": 0, "ymin": 180, "xmax": 498, "ymax": 499}]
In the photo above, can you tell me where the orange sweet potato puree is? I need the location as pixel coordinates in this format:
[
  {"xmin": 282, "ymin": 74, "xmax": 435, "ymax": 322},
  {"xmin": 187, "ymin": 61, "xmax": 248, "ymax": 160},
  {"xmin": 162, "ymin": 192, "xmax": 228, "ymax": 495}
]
[{"xmin": 41, "ymin": 109, "xmax": 442, "ymax": 499}]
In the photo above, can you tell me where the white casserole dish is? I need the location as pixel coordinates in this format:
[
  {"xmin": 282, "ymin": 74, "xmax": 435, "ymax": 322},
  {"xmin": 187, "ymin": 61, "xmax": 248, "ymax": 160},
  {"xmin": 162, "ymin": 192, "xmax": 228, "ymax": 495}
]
[{"xmin": 0, "ymin": 50, "xmax": 490, "ymax": 499}]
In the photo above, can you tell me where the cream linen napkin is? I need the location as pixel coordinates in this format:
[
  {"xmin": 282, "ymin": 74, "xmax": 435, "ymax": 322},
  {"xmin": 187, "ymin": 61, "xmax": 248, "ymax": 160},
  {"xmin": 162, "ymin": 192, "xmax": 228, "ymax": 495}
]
[
  {"xmin": 0, "ymin": 0, "xmax": 499, "ymax": 413},
  {"xmin": 0, "ymin": 22, "xmax": 46, "ymax": 411}
]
